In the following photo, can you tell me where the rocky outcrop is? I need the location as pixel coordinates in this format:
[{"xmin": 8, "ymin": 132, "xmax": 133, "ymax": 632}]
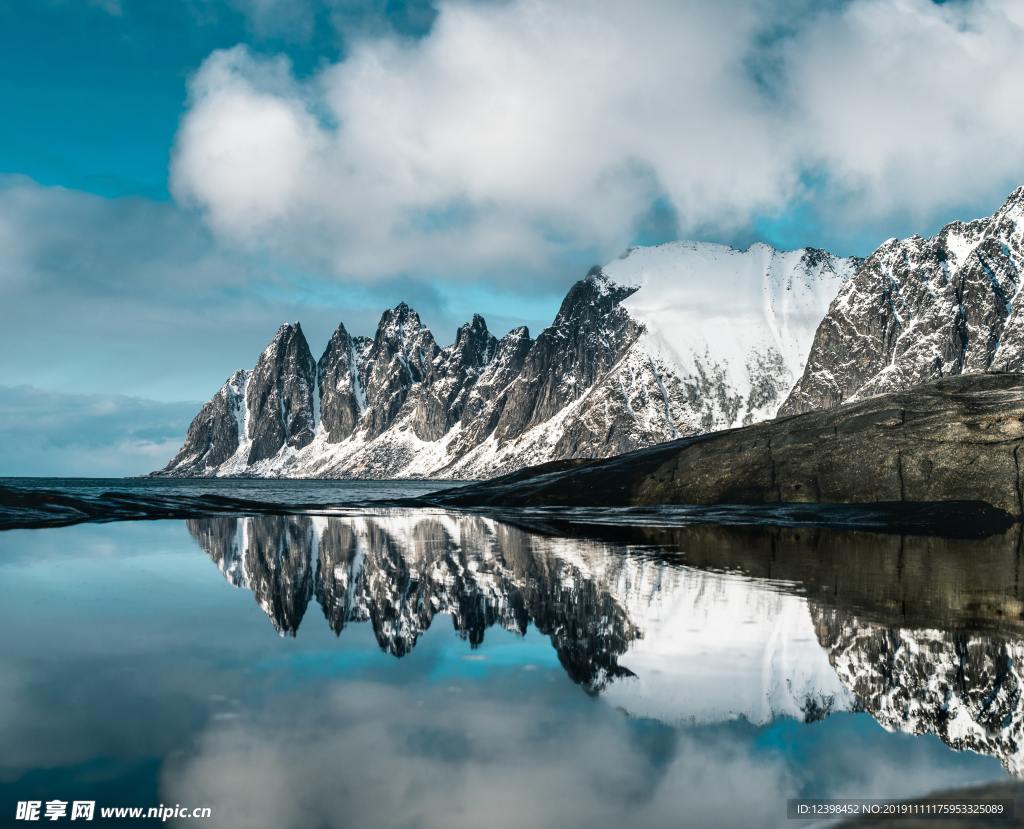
[
  {"xmin": 157, "ymin": 241, "xmax": 855, "ymax": 479},
  {"xmin": 163, "ymin": 323, "xmax": 319, "ymax": 476},
  {"xmin": 405, "ymin": 313, "xmax": 498, "ymax": 441},
  {"xmin": 493, "ymin": 271, "xmax": 641, "ymax": 440},
  {"xmin": 245, "ymin": 323, "xmax": 318, "ymax": 463},
  {"xmin": 161, "ymin": 370, "xmax": 248, "ymax": 473},
  {"xmin": 429, "ymin": 372, "xmax": 1024, "ymax": 517},
  {"xmin": 316, "ymin": 323, "xmax": 371, "ymax": 444},
  {"xmin": 782, "ymin": 187, "xmax": 1024, "ymax": 415},
  {"xmin": 357, "ymin": 303, "xmax": 441, "ymax": 439},
  {"xmin": 445, "ymin": 325, "xmax": 533, "ymax": 456}
]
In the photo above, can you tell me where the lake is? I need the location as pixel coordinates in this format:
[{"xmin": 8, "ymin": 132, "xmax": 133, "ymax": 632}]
[{"xmin": 1, "ymin": 479, "xmax": 1021, "ymax": 827}]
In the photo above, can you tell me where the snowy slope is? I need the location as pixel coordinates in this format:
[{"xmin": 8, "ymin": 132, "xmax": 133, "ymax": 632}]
[
  {"xmin": 570, "ymin": 549, "xmax": 852, "ymax": 724},
  {"xmin": 607, "ymin": 242, "xmax": 859, "ymax": 428}
]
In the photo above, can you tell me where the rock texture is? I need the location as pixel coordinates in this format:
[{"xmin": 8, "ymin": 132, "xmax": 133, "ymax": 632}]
[
  {"xmin": 164, "ymin": 323, "xmax": 317, "ymax": 475},
  {"xmin": 316, "ymin": 323, "xmax": 370, "ymax": 444},
  {"xmin": 157, "ymin": 241, "xmax": 855, "ymax": 479},
  {"xmin": 430, "ymin": 372, "xmax": 1024, "ymax": 517},
  {"xmin": 782, "ymin": 187, "xmax": 1024, "ymax": 415}
]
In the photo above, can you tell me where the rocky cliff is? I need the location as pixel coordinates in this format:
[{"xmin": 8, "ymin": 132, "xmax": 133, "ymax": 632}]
[{"xmin": 782, "ymin": 187, "xmax": 1024, "ymax": 415}]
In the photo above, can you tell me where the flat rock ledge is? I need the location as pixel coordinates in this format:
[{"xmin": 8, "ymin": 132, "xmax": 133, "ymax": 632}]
[{"xmin": 426, "ymin": 372, "xmax": 1024, "ymax": 518}]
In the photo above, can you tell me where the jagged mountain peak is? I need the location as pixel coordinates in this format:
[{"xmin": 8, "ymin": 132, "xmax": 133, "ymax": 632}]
[
  {"xmin": 325, "ymin": 320, "xmax": 351, "ymax": 342},
  {"xmin": 256, "ymin": 321, "xmax": 313, "ymax": 363},
  {"xmin": 372, "ymin": 302, "xmax": 436, "ymax": 358},
  {"xmin": 448, "ymin": 314, "xmax": 497, "ymax": 368},
  {"xmin": 500, "ymin": 324, "xmax": 530, "ymax": 343},
  {"xmin": 554, "ymin": 268, "xmax": 638, "ymax": 327},
  {"xmin": 224, "ymin": 368, "xmax": 248, "ymax": 389},
  {"xmin": 997, "ymin": 184, "xmax": 1024, "ymax": 213},
  {"xmin": 246, "ymin": 323, "xmax": 317, "ymax": 464},
  {"xmin": 989, "ymin": 185, "xmax": 1024, "ymax": 239},
  {"xmin": 454, "ymin": 313, "xmax": 489, "ymax": 340},
  {"xmin": 582, "ymin": 263, "xmax": 617, "ymax": 285},
  {"xmin": 257, "ymin": 321, "xmax": 312, "ymax": 366},
  {"xmin": 378, "ymin": 301, "xmax": 421, "ymax": 325},
  {"xmin": 876, "ymin": 185, "xmax": 1024, "ymax": 264},
  {"xmin": 316, "ymin": 322, "xmax": 368, "ymax": 444},
  {"xmin": 271, "ymin": 320, "xmax": 305, "ymax": 339},
  {"xmin": 801, "ymin": 246, "xmax": 858, "ymax": 272}
]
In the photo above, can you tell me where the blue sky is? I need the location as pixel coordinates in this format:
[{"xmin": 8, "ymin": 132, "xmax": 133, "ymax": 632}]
[{"xmin": 2, "ymin": 0, "xmax": 1024, "ymax": 474}]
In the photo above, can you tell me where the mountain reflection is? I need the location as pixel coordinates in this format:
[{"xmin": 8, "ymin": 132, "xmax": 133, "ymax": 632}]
[
  {"xmin": 814, "ymin": 607, "xmax": 1024, "ymax": 775},
  {"xmin": 186, "ymin": 511, "xmax": 1024, "ymax": 773},
  {"xmin": 187, "ymin": 512, "xmax": 640, "ymax": 691}
]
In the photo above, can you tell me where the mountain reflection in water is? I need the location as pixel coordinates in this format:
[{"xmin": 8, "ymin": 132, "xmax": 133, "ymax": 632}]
[
  {"xmin": 188, "ymin": 512, "xmax": 640, "ymax": 691},
  {"xmin": 186, "ymin": 510, "xmax": 1024, "ymax": 775}
]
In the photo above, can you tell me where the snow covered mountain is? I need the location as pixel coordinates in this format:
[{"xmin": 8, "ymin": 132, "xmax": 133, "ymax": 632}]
[
  {"xmin": 158, "ymin": 242, "xmax": 857, "ymax": 479},
  {"xmin": 782, "ymin": 186, "xmax": 1024, "ymax": 415},
  {"xmin": 608, "ymin": 243, "xmax": 859, "ymax": 429}
]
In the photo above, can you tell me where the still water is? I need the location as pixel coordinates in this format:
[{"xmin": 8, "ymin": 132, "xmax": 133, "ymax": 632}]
[{"xmin": 1, "ymin": 502, "xmax": 1022, "ymax": 827}]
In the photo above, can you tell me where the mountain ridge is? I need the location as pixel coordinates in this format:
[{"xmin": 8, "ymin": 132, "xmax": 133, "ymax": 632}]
[
  {"xmin": 157, "ymin": 240, "xmax": 858, "ymax": 479},
  {"xmin": 159, "ymin": 188, "xmax": 1024, "ymax": 480}
]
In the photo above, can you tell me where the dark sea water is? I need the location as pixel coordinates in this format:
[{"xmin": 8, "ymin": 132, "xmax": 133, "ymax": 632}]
[
  {"xmin": 1, "ymin": 479, "xmax": 1022, "ymax": 827},
  {"xmin": 0, "ymin": 476, "xmax": 462, "ymax": 504}
]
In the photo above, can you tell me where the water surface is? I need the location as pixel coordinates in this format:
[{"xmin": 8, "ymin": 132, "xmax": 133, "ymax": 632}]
[
  {"xmin": 2, "ymin": 501, "xmax": 1021, "ymax": 827},
  {"xmin": 0, "ymin": 476, "xmax": 462, "ymax": 504}
]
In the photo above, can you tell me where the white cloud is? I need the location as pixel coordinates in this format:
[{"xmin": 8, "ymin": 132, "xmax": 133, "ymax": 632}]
[
  {"xmin": 171, "ymin": 0, "xmax": 794, "ymax": 279},
  {"xmin": 174, "ymin": 50, "xmax": 328, "ymax": 237},
  {"xmin": 0, "ymin": 176, "xmax": 289, "ymax": 400},
  {"xmin": 162, "ymin": 680, "xmax": 798, "ymax": 829},
  {"xmin": 161, "ymin": 678, "xmax": 1003, "ymax": 829},
  {"xmin": 786, "ymin": 0, "xmax": 1024, "ymax": 225},
  {"xmin": 171, "ymin": 0, "xmax": 1024, "ymax": 279}
]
